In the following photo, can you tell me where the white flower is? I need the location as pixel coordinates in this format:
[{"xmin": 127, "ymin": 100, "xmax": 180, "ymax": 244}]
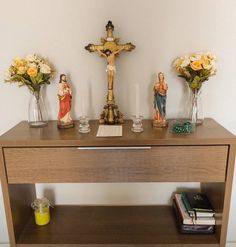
[
  {"xmin": 210, "ymin": 63, "xmax": 217, "ymax": 75},
  {"xmin": 203, "ymin": 64, "xmax": 212, "ymax": 70},
  {"xmin": 190, "ymin": 53, "xmax": 201, "ymax": 62},
  {"xmin": 181, "ymin": 57, "xmax": 190, "ymax": 67},
  {"xmin": 206, "ymin": 52, "xmax": 217, "ymax": 60},
  {"xmin": 40, "ymin": 63, "xmax": 51, "ymax": 74},
  {"xmin": 211, "ymin": 60, "xmax": 216, "ymax": 68},
  {"xmin": 210, "ymin": 68, "xmax": 217, "ymax": 75},
  {"xmin": 26, "ymin": 54, "xmax": 37, "ymax": 63},
  {"xmin": 4, "ymin": 69, "xmax": 11, "ymax": 79},
  {"xmin": 28, "ymin": 62, "xmax": 37, "ymax": 68},
  {"xmin": 173, "ymin": 58, "xmax": 181, "ymax": 67}
]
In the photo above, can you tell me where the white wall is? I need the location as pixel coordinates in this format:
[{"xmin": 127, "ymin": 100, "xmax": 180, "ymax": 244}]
[{"xmin": 0, "ymin": 0, "xmax": 236, "ymax": 243}]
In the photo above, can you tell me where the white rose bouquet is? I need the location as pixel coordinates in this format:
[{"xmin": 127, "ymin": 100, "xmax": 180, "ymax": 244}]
[
  {"xmin": 173, "ymin": 52, "xmax": 217, "ymax": 90},
  {"xmin": 5, "ymin": 54, "xmax": 54, "ymax": 93}
]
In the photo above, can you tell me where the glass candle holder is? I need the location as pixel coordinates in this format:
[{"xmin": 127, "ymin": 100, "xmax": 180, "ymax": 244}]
[
  {"xmin": 131, "ymin": 115, "xmax": 143, "ymax": 133},
  {"xmin": 79, "ymin": 116, "xmax": 91, "ymax": 133},
  {"xmin": 31, "ymin": 197, "xmax": 51, "ymax": 226}
]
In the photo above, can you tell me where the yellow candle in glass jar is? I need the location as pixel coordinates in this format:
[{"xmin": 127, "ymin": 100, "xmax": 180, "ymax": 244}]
[
  {"xmin": 31, "ymin": 198, "xmax": 51, "ymax": 226},
  {"xmin": 34, "ymin": 207, "xmax": 50, "ymax": 226}
]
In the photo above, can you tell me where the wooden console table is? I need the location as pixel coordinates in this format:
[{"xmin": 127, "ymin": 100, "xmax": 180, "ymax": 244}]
[{"xmin": 0, "ymin": 119, "xmax": 235, "ymax": 247}]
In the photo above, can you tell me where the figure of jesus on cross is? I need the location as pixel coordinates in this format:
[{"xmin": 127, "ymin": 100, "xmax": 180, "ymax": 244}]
[{"xmin": 85, "ymin": 21, "xmax": 135, "ymax": 124}]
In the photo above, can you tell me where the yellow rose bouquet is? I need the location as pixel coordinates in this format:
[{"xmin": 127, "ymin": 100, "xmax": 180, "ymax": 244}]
[
  {"xmin": 5, "ymin": 54, "xmax": 54, "ymax": 93},
  {"xmin": 173, "ymin": 52, "xmax": 217, "ymax": 125},
  {"xmin": 5, "ymin": 54, "xmax": 54, "ymax": 127},
  {"xmin": 173, "ymin": 52, "xmax": 217, "ymax": 90}
]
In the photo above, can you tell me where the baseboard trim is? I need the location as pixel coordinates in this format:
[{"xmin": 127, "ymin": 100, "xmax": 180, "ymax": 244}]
[
  {"xmin": 227, "ymin": 243, "xmax": 236, "ymax": 247},
  {"xmin": 0, "ymin": 243, "xmax": 236, "ymax": 247}
]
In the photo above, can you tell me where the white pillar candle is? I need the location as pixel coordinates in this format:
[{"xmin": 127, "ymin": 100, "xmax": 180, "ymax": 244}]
[
  {"xmin": 81, "ymin": 83, "xmax": 86, "ymax": 117},
  {"xmin": 135, "ymin": 84, "xmax": 140, "ymax": 118}
]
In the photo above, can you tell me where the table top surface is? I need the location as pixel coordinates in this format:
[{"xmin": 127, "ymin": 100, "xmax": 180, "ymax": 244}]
[{"xmin": 0, "ymin": 118, "xmax": 235, "ymax": 146}]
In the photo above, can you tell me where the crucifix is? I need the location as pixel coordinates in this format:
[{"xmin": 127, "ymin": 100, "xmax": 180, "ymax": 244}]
[{"xmin": 85, "ymin": 21, "xmax": 135, "ymax": 124}]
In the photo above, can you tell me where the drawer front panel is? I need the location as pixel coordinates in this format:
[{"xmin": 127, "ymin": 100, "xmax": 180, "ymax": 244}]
[{"xmin": 4, "ymin": 146, "xmax": 228, "ymax": 183}]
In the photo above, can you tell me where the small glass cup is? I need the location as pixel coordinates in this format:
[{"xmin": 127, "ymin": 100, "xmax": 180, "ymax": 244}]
[
  {"xmin": 79, "ymin": 116, "xmax": 91, "ymax": 133},
  {"xmin": 31, "ymin": 197, "xmax": 51, "ymax": 226},
  {"xmin": 131, "ymin": 115, "xmax": 144, "ymax": 133}
]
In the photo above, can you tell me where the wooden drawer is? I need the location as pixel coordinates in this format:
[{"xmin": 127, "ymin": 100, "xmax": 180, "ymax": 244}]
[{"xmin": 4, "ymin": 146, "xmax": 228, "ymax": 183}]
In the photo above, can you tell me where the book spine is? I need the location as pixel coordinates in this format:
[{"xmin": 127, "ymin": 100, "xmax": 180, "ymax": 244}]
[
  {"xmin": 172, "ymin": 202, "xmax": 215, "ymax": 234},
  {"xmin": 193, "ymin": 208, "xmax": 214, "ymax": 212},
  {"xmin": 185, "ymin": 193, "xmax": 214, "ymax": 212},
  {"xmin": 181, "ymin": 192, "xmax": 194, "ymax": 217},
  {"xmin": 181, "ymin": 225, "xmax": 215, "ymax": 234},
  {"xmin": 173, "ymin": 197, "xmax": 185, "ymax": 222}
]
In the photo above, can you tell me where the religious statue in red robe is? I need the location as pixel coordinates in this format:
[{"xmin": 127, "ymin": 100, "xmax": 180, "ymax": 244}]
[{"xmin": 57, "ymin": 74, "xmax": 74, "ymax": 128}]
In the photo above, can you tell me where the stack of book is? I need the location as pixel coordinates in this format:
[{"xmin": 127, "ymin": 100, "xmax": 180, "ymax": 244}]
[{"xmin": 173, "ymin": 192, "xmax": 215, "ymax": 234}]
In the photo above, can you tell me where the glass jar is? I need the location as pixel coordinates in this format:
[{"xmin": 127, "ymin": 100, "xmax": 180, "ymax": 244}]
[
  {"xmin": 28, "ymin": 88, "xmax": 48, "ymax": 127},
  {"xmin": 31, "ymin": 198, "xmax": 51, "ymax": 226}
]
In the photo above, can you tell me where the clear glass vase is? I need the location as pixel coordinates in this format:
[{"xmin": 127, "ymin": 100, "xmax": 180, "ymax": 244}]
[
  {"xmin": 188, "ymin": 88, "xmax": 204, "ymax": 125},
  {"xmin": 28, "ymin": 89, "xmax": 48, "ymax": 127}
]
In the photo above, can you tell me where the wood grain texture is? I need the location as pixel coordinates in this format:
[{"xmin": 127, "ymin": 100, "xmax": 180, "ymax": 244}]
[
  {"xmin": 4, "ymin": 146, "xmax": 228, "ymax": 183},
  {"xmin": 17, "ymin": 245, "xmax": 219, "ymax": 247},
  {"xmin": 9, "ymin": 184, "xmax": 36, "ymax": 243},
  {"xmin": 219, "ymin": 144, "xmax": 236, "ymax": 247},
  {"xmin": 201, "ymin": 182, "xmax": 225, "ymax": 243},
  {"xmin": 16, "ymin": 244, "xmax": 220, "ymax": 247},
  {"xmin": 0, "ymin": 118, "xmax": 235, "ymax": 247},
  {"xmin": 0, "ymin": 148, "xmax": 16, "ymax": 247},
  {"xmin": 17, "ymin": 205, "xmax": 219, "ymax": 246},
  {"xmin": 0, "ymin": 119, "xmax": 235, "ymax": 147}
]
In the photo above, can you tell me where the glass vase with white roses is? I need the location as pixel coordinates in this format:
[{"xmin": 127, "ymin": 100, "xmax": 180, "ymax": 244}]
[
  {"xmin": 5, "ymin": 54, "xmax": 54, "ymax": 127},
  {"xmin": 173, "ymin": 52, "xmax": 217, "ymax": 125}
]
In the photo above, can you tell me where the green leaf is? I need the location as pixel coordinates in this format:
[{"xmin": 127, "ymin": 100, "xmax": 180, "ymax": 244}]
[
  {"xmin": 36, "ymin": 72, "xmax": 44, "ymax": 83},
  {"xmin": 26, "ymin": 85, "xmax": 35, "ymax": 93},
  {"xmin": 193, "ymin": 76, "xmax": 200, "ymax": 83},
  {"xmin": 178, "ymin": 75, "xmax": 188, "ymax": 80},
  {"xmin": 44, "ymin": 74, "xmax": 52, "ymax": 83},
  {"xmin": 30, "ymin": 76, "xmax": 37, "ymax": 84}
]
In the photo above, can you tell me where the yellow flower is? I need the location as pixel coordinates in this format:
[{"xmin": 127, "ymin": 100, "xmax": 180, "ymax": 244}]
[
  {"xmin": 27, "ymin": 67, "xmax": 38, "ymax": 77},
  {"xmin": 202, "ymin": 58, "xmax": 212, "ymax": 70},
  {"xmin": 190, "ymin": 60, "xmax": 203, "ymax": 71},
  {"xmin": 13, "ymin": 58, "xmax": 25, "ymax": 68},
  {"xmin": 17, "ymin": 66, "xmax": 27, "ymax": 75}
]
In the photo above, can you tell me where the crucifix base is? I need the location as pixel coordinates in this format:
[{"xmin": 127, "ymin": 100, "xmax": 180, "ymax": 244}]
[{"xmin": 99, "ymin": 104, "xmax": 124, "ymax": 125}]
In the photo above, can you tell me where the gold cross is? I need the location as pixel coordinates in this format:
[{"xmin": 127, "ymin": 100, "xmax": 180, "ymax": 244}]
[{"xmin": 85, "ymin": 21, "xmax": 135, "ymax": 125}]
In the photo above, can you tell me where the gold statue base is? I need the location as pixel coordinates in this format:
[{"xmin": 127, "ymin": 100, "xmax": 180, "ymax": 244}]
[
  {"xmin": 99, "ymin": 104, "xmax": 124, "ymax": 125},
  {"xmin": 152, "ymin": 119, "xmax": 168, "ymax": 129},
  {"xmin": 57, "ymin": 121, "xmax": 75, "ymax": 129}
]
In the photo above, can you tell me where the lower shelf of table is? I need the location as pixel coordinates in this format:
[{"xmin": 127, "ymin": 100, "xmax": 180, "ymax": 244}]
[{"xmin": 17, "ymin": 205, "xmax": 219, "ymax": 247}]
